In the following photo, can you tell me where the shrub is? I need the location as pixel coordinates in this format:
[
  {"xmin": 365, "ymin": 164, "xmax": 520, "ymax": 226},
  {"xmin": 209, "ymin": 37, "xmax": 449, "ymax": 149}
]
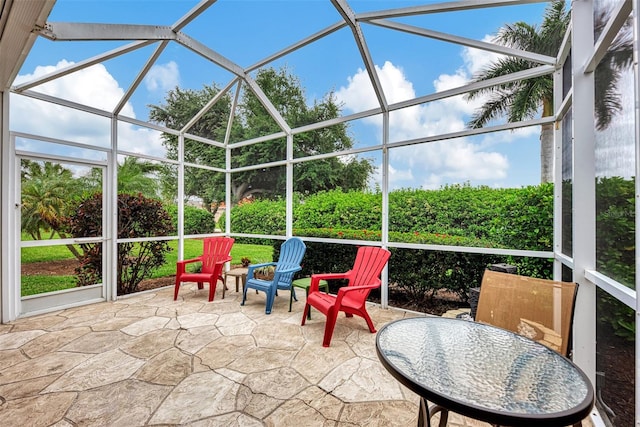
[
  {"xmin": 166, "ymin": 204, "xmax": 217, "ymax": 235},
  {"xmin": 295, "ymin": 190, "xmax": 382, "ymax": 230},
  {"xmin": 67, "ymin": 193, "xmax": 175, "ymax": 295},
  {"xmin": 389, "ymin": 184, "xmax": 510, "ymax": 238},
  {"xmin": 228, "ymin": 198, "xmax": 286, "ymax": 244},
  {"xmin": 290, "ymin": 228, "xmax": 500, "ymax": 300},
  {"xmin": 595, "ymin": 177, "xmax": 634, "ymax": 287},
  {"xmin": 595, "ymin": 176, "xmax": 635, "ymax": 339},
  {"xmin": 228, "ymin": 185, "xmax": 557, "ymax": 298},
  {"xmin": 230, "ymin": 185, "xmax": 554, "ymax": 255}
]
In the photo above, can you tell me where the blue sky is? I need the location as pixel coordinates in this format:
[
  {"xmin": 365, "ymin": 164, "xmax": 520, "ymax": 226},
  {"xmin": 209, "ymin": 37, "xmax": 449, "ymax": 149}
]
[{"xmin": 11, "ymin": 0, "xmax": 555, "ymax": 190}]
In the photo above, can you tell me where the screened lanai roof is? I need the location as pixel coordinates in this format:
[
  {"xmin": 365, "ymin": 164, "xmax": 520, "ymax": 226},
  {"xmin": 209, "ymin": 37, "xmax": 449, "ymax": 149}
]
[
  {"xmin": 3, "ymin": 0, "xmax": 558, "ymax": 181},
  {"xmin": 2, "ymin": 1, "xmax": 638, "ymax": 424}
]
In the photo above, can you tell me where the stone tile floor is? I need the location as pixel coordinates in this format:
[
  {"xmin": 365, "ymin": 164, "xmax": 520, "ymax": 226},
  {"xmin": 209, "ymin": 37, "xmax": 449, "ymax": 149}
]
[{"xmin": 0, "ymin": 281, "xmax": 591, "ymax": 426}]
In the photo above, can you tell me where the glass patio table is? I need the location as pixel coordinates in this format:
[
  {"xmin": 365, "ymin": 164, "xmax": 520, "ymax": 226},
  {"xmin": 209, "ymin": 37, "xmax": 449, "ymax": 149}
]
[{"xmin": 376, "ymin": 317, "xmax": 594, "ymax": 427}]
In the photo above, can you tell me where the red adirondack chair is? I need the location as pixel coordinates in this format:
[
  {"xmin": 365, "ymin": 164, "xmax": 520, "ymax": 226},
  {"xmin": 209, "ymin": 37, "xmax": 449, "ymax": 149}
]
[
  {"xmin": 174, "ymin": 237, "xmax": 234, "ymax": 302},
  {"xmin": 301, "ymin": 246, "xmax": 391, "ymax": 347}
]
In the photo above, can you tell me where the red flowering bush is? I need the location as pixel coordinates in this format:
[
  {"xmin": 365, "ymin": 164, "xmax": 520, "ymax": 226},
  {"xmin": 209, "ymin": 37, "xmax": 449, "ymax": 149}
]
[{"xmin": 67, "ymin": 193, "xmax": 174, "ymax": 295}]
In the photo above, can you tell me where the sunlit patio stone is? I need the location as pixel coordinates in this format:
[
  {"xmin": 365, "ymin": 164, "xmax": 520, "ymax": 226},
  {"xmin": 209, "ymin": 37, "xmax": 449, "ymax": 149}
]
[
  {"xmin": 120, "ymin": 328, "xmax": 180, "ymax": 359},
  {"xmin": 0, "ymin": 329, "xmax": 45, "ymax": 348},
  {"xmin": 0, "ymin": 282, "xmax": 594, "ymax": 426},
  {"xmin": 64, "ymin": 380, "xmax": 171, "ymax": 426},
  {"xmin": 44, "ymin": 349, "xmax": 145, "ymax": 392},
  {"xmin": 340, "ymin": 400, "xmax": 418, "ymax": 426},
  {"xmin": 120, "ymin": 315, "xmax": 171, "ymax": 336},
  {"xmin": 58, "ymin": 330, "xmax": 130, "ymax": 353},
  {"xmin": 175, "ymin": 325, "xmax": 222, "ymax": 354},
  {"xmin": 135, "ymin": 347, "xmax": 192, "ymax": 385},
  {"xmin": 196, "ymin": 334, "xmax": 256, "ymax": 369},
  {"xmin": 149, "ymin": 370, "xmax": 240, "ymax": 424},
  {"xmin": 0, "ymin": 351, "xmax": 91, "ymax": 385},
  {"xmin": 0, "ymin": 392, "xmax": 76, "ymax": 426}
]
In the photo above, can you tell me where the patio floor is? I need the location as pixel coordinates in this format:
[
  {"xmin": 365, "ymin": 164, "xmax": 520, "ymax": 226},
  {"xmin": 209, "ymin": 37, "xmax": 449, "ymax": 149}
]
[{"xmin": 0, "ymin": 280, "xmax": 589, "ymax": 426}]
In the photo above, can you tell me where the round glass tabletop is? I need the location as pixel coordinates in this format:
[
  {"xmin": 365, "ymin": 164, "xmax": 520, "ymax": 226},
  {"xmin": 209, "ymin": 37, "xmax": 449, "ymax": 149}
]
[{"xmin": 376, "ymin": 317, "xmax": 594, "ymax": 426}]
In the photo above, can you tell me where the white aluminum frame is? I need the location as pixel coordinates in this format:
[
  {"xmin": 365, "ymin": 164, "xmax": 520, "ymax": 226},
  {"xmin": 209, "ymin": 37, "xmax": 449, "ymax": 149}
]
[{"xmin": 0, "ymin": 0, "xmax": 638, "ymax": 421}]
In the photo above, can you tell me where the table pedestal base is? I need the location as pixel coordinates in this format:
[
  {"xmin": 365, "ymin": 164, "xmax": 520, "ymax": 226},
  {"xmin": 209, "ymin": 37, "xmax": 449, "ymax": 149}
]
[{"xmin": 424, "ymin": 401, "xmax": 448, "ymax": 427}]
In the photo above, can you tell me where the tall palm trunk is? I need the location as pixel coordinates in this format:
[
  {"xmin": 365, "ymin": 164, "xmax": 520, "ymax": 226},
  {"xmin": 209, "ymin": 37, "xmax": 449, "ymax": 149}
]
[{"xmin": 540, "ymin": 123, "xmax": 554, "ymax": 183}]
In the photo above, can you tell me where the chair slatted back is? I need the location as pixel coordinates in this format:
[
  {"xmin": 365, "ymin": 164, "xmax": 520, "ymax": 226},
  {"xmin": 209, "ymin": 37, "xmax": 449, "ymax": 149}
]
[
  {"xmin": 275, "ymin": 237, "xmax": 307, "ymax": 286},
  {"xmin": 346, "ymin": 246, "xmax": 391, "ymax": 295},
  {"xmin": 475, "ymin": 270, "xmax": 578, "ymax": 357},
  {"xmin": 201, "ymin": 237, "xmax": 234, "ymax": 274}
]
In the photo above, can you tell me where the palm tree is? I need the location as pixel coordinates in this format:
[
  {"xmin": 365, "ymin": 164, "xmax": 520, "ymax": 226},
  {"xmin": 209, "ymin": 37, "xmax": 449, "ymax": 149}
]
[
  {"xmin": 22, "ymin": 161, "xmax": 74, "ymax": 238},
  {"xmin": 592, "ymin": 7, "xmax": 634, "ymax": 130},
  {"xmin": 116, "ymin": 156, "xmax": 163, "ymax": 197},
  {"xmin": 21, "ymin": 160, "xmax": 83, "ymax": 258},
  {"xmin": 466, "ymin": 0, "xmax": 632, "ymax": 183},
  {"xmin": 82, "ymin": 156, "xmax": 163, "ymax": 199}
]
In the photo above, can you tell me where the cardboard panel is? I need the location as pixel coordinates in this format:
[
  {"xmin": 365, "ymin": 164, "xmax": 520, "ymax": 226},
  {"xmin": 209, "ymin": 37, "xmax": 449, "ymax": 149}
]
[{"xmin": 475, "ymin": 270, "xmax": 577, "ymax": 356}]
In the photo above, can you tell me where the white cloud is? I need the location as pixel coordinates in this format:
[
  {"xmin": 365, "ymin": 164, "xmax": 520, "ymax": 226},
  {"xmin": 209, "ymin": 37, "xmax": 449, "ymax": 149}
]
[
  {"xmin": 461, "ymin": 35, "xmax": 505, "ymax": 76},
  {"xmin": 336, "ymin": 38, "xmax": 539, "ymax": 190},
  {"xmin": 14, "ymin": 60, "xmax": 135, "ymax": 116},
  {"xmin": 144, "ymin": 61, "xmax": 180, "ymax": 92},
  {"xmin": 11, "ymin": 60, "xmax": 166, "ymax": 158},
  {"xmin": 389, "ymin": 163, "xmax": 414, "ymax": 183}
]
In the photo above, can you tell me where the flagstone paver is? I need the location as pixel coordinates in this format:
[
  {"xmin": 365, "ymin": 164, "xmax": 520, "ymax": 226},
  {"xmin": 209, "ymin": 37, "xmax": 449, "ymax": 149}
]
[
  {"xmin": 0, "ymin": 281, "xmax": 594, "ymax": 426},
  {"xmin": 64, "ymin": 380, "xmax": 172, "ymax": 427}
]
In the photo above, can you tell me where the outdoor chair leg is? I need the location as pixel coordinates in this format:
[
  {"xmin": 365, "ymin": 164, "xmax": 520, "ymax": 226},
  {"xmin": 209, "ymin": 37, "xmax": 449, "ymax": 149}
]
[
  {"xmin": 322, "ymin": 309, "xmax": 339, "ymax": 347},
  {"xmin": 174, "ymin": 278, "xmax": 180, "ymax": 301},
  {"xmin": 301, "ymin": 303, "xmax": 311, "ymax": 325},
  {"xmin": 289, "ymin": 288, "xmax": 295, "ymax": 312},
  {"xmin": 304, "ymin": 289, "xmax": 311, "ymax": 319},
  {"xmin": 361, "ymin": 311, "xmax": 376, "ymax": 333}
]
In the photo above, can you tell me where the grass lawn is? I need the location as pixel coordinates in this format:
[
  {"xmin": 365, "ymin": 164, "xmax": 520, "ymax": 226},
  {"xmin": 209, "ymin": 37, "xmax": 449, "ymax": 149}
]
[
  {"xmin": 21, "ymin": 240, "xmax": 273, "ymax": 296},
  {"xmin": 21, "ymin": 276, "xmax": 77, "ymax": 296}
]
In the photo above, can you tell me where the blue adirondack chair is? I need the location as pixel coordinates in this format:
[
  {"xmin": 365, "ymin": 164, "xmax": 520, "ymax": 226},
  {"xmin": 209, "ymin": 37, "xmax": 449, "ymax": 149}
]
[{"xmin": 241, "ymin": 237, "xmax": 306, "ymax": 314}]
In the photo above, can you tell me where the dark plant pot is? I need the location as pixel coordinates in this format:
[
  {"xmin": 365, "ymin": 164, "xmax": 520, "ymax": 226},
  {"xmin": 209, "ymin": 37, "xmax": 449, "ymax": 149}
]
[{"xmin": 255, "ymin": 272, "xmax": 274, "ymax": 281}]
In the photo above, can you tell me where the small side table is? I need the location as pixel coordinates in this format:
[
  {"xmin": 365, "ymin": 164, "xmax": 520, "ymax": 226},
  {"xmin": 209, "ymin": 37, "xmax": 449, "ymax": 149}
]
[
  {"xmin": 223, "ymin": 267, "xmax": 248, "ymax": 299},
  {"xmin": 290, "ymin": 277, "xmax": 329, "ymax": 318}
]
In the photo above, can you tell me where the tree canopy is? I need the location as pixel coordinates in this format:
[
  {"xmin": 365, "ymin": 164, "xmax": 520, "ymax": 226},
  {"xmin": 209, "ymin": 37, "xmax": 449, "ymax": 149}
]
[{"xmin": 148, "ymin": 67, "xmax": 374, "ymax": 208}]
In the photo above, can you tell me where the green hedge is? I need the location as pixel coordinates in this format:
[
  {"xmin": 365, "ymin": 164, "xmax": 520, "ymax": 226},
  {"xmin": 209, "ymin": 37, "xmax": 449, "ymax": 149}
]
[
  {"xmin": 166, "ymin": 204, "xmax": 217, "ymax": 235},
  {"xmin": 222, "ymin": 199, "xmax": 286, "ymax": 245},
  {"xmin": 230, "ymin": 183, "xmax": 553, "ymax": 252},
  {"xmin": 294, "ymin": 190, "xmax": 381, "ymax": 230},
  {"xmin": 287, "ymin": 227, "xmax": 500, "ymax": 301},
  {"xmin": 229, "ymin": 184, "xmax": 554, "ymax": 247},
  {"xmin": 595, "ymin": 176, "xmax": 635, "ymax": 340},
  {"xmin": 228, "ymin": 185, "xmax": 555, "ymax": 283},
  {"xmin": 596, "ymin": 176, "xmax": 634, "ymax": 287},
  {"xmin": 389, "ymin": 184, "xmax": 515, "ymax": 239}
]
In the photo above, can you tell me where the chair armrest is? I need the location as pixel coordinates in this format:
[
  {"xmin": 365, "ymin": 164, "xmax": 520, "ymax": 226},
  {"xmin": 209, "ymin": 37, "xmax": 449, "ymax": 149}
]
[
  {"xmin": 271, "ymin": 266, "xmax": 302, "ymax": 285},
  {"xmin": 247, "ymin": 262, "xmax": 277, "ymax": 279},
  {"xmin": 337, "ymin": 283, "xmax": 379, "ymax": 295},
  {"xmin": 176, "ymin": 257, "xmax": 202, "ymax": 275},
  {"xmin": 308, "ymin": 272, "xmax": 350, "ymax": 293},
  {"xmin": 334, "ymin": 283, "xmax": 380, "ymax": 304}
]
